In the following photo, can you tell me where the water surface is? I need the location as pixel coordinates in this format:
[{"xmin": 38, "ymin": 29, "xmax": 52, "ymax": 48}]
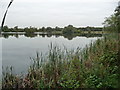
[{"xmin": 2, "ymin": 34, "xmax": 101, "ymax": 74}]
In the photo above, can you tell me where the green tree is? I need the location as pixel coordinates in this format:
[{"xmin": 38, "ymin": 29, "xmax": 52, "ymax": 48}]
[
  {"xmin": 41, "ymin": 27, "xmax": 46, "ymax": 32},
  {"xmin": 55, "ymin": 26, "xmax": 61, "ymax": 31},
  {"xmin": 103, "ymin": 15, "xmax": 118, "ymax": 32},
  {"xmin": 2, "ymin": 26, "xmax": 9, "ymax": 32},
  {"xmin": 13, "ymin": 26, "xmax": 18, "ymax": 32},
  {"xmin": 46, "ymin": 27, "xmax": 52, "ymax": 32},
  {"xmin": 103, "ymin": 1, "xmax": 120, "ymax": 32},
  {"xmin": 115, "ymin": 1, "xmax": 120, "ymax": 32},
  {"xmin": 62, "ymin": 25, "xmax": 76, "ymax": 34}
]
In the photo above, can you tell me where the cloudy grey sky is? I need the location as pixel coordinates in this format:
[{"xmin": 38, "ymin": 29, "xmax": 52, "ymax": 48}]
[{"xmin": 0, "ymin": 0, "xmax": 119, "ymax": 28}]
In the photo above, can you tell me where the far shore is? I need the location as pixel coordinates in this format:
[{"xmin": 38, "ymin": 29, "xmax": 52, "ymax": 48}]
[{"xmin": 1, "ymin": 31, "xmax": 103, "ymax": 35}]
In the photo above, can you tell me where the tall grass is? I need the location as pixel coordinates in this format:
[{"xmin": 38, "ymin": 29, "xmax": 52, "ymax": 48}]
[{"xmin": 2, "ymin": 33, "xmax": 119, "ymax": 89}]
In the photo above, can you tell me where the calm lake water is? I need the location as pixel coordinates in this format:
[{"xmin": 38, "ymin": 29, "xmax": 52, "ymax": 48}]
[{"xmin": 1, "ymin": 34, "xmax": 101, "ymax": 74}]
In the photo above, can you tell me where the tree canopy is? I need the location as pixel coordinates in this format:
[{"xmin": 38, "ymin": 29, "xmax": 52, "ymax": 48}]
[{"xmin": 103, "ymin": 1, "xmax": 120, "ymax": 32}]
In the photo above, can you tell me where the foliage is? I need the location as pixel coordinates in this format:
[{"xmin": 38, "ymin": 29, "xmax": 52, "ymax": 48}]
[
  {"xmin": 2, "ymin": 2, "xmax": 119, "ymax": 89},
  {"xmin": 1, "ymin": 25, "xmax": 102, "ymax": 33},
  {"xmin": 2, "ymin": 33, "xmax": 119, "ymax": 89},
  {"xmin": 2, "ymin": 26, "xmax": 9, "ymax": 32},
  {"xmin": 103, "ymin": 15, "xmax": 118, "ymax": 32},
  {"xmin": 103, "ymin": 2, "xmax": 120, "ymax": 32}
]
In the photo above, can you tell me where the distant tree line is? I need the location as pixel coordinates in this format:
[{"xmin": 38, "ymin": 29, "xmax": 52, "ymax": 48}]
[{"xmin": 1, "ymin": 25, "xmax": 103, "ymax": 34}]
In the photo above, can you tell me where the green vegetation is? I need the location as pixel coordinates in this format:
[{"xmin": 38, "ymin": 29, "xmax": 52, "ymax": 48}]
[
  {"xmin": 2, "ymin": 33, "xmax": 119, "ymax": 89},
  {"xmin": 102, "ymin": 2, "xmax": 120, "ymax": 32},
  {"xmin": 2, "ymin": 25, "xmax": 103, "ymax": 34},
  {"xmin": 2, "ymin": 1, "xmax": 120, "ymax": 89},
  {"xmin": 1, "ymin": 25, "xmax": 103, "ymax": 40},
  {"xmin": 62, "ymin": 25, "xmax": 77, "ymax": 34}
]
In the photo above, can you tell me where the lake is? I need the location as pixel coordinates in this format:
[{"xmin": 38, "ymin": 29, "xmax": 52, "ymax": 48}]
[{"xmin": 1, "ymin": 34, "xmax": 102, "ymax": 74}]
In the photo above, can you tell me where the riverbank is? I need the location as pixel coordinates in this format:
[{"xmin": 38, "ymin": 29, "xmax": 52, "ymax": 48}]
[
  {"xmin": 1, "ymin": 30, "xmax": 103, "ymax": 35},
  {"xmin": 2, "ymin": 32, "xmax": 119, "ymax": 89}
]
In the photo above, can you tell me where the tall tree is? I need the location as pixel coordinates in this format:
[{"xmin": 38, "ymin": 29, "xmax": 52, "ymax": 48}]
[
  {"xmin": 103, "ymin": 1, "xmax": 120, "ymax": 32},
  {"xmin": 115, "ymin": 1, "xmax": 120, "ymax": 32}
]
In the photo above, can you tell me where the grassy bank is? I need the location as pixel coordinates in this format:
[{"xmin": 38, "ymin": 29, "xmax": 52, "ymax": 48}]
[{"xmin": 2, "ymin": 33, "xmax": 119, "ymax": 89}]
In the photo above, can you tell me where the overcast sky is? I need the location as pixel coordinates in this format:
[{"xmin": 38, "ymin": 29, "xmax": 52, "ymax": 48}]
[{"xmin": 0, "ymin": 0, "xmax": 119, "ymax": 28}]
